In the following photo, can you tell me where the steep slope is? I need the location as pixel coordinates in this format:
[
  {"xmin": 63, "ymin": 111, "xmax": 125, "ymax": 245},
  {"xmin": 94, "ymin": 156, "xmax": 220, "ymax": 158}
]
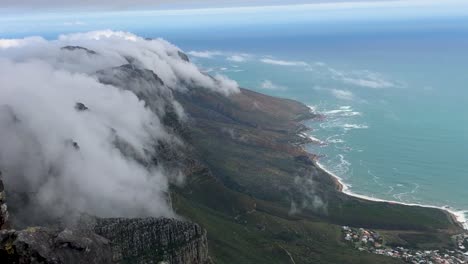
[
  {"xmin": 0, "ymin": 174, "xmax": 211, "ymax": 264},
  {"xmin": 94, "ymin": 218, "xmax": 210, "ymax": 264},
  {"xmin": 0, "ymin": 31, "xmax": 463, "ymax": 264},
  {"xmin": 172, "ymin": 86, "xmax": 462, "ymax": 264}
]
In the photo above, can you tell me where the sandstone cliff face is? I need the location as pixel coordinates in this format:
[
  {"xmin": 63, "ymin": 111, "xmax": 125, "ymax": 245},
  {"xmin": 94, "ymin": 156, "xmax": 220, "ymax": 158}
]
[
  {"xmin": 94, "ymin": 218, "xmax": 210, "ymax": 264},
  {"xmin": 0, "ymin": 173, "xmax": 210, "ymax": 264}
]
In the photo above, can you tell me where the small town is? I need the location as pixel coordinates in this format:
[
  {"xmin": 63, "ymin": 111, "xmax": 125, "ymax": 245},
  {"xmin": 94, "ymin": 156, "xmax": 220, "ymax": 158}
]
[{"xmin": 342, "ymin": 226, "xmax": 468, "ymax": 263}]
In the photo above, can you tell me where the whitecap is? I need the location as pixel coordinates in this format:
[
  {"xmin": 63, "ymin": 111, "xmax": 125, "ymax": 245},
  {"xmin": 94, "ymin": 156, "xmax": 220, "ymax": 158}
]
[
  {"xmin": 314, "ymin": 162, "xmax": 468, "ymax": 230},
  {"xmin": 327, "ymin": 138, "xmax": 345, "ymax": 144},
  {"xmin": 323, "ymin": 106, "xmax": 361, "ymax": 118},
  {"xmin": 343, "ymin": 124, "xmax": 369, "ymax": 131},
  {"xmin": 307, "ymin": 105, "xmax": 317, "ymax": 114},
  {"xmin": 308, "ymin": 135, "xmax": 325, "ymax": 145}
]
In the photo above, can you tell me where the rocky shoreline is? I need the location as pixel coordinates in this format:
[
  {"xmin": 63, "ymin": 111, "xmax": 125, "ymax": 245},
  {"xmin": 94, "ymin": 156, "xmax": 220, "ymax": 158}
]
[{"xmin": 297, "ymin": 108, "xmax": 467, "ymax": 231}]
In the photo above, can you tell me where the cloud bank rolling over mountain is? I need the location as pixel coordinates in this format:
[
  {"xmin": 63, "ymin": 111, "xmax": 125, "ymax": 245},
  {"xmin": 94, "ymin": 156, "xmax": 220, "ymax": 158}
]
[{"xmin": 0, "ymin": 30, "xmax": 238, "ymax": 226}]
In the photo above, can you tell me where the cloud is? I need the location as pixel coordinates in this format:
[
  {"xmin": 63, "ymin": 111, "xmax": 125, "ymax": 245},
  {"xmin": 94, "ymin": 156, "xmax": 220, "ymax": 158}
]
[
  {"xmin": 260, "ymin": 58, "xmax": 308, "ymax": 66},
  {"xmin": 341, "ymin": 76, "xmax": 395, "ymax": 89},
  {"xmin": 0, "ymin": 0, "xmax": 374, "ymax": 10},
  {"xmin": 187, "ymin": 51, "xmax": 251, "ymax": 63},
  {"xmin": 328, "ymin": 67, "xmax": 396, "ymax": 89},
  {"xmin": 1, "ymin": 0, "xmax": 466, "ymax": 11},
  {"xmin": 260, "ymin": 80, "xmax": 286, "ymax": 90},
  {"xmin": 187, "ymin": 50, "xmax": 223, "ymax": 58},
  {"xmin": 0, "ymin": 30, "xmax": 239, "ymax": 226},
  {"xmin": 0, "ymin": 37, "xmax": 46, "ymax": 49},
  {"xmin": 63, "ymin": 21, "xmax": 87, "ymax": 26},
  {"xmin": 290, "ymin": 176, "xmax": 328, "ymax": 215},
  {"xmin": 227, "ymin": 54, "xmax": 248, "ymax": 62},
  {"xmin": 330, "ymin": 89, "xmax": 355, "ymax": 101}
]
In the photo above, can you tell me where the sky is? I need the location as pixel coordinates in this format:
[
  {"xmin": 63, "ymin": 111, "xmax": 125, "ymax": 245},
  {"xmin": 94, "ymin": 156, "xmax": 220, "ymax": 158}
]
[
  {"xmin": 0, "ymin": 0, "xmax": 404, "ymax": 10},
  {"xmin": 2, "ymin": 0, "xmax": 468, "ymax": 13},
  {"xmin": 1, "ymin": 0, "xmax": 468, "ymax": 38}
]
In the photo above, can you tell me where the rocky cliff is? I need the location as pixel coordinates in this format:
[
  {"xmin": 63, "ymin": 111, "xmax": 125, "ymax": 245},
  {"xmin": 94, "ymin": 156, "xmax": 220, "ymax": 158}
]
[
  {"xmin": 0, "ymin": 175, "xmax": 210, "ymax": 264},
  {"xmin": 94, "ymin": 218, "xmax": 210, "ymax": 264},
  {"xmin": 0, "ymin": 34, "xmax": 462, "ymax": 264},
  {"xmin": 0, "ymin": 172, "xmax": 9, "ymax": 230}
]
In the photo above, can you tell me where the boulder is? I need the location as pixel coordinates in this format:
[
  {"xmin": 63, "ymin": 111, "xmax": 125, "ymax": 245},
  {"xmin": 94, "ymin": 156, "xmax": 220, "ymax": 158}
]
[{"xmin": 0, "ymin": 227, "xmax": 113, "ymax": 264}]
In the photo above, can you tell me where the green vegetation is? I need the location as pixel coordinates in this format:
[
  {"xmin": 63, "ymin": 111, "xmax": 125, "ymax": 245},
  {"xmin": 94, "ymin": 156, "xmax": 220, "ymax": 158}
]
[{"xmin": 172, "ymin": 87, "xmax": 463, "ymax": 263}]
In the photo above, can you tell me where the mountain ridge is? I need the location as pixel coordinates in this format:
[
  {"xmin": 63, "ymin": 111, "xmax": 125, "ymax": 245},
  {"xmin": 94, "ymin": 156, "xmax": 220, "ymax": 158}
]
[{"xmin": 0, "ymin": 35, "xmax": 464, "ymax": 263}]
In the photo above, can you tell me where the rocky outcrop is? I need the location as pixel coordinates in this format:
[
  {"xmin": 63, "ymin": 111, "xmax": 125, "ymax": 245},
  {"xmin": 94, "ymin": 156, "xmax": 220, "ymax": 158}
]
[
  {"xmin": 0, "ymin": 172, "xmax": 8, "ymax": 230},
  {"xmin": 75, "ymin": 102, "xmax": 89, "ymax": 111},
  {"xmin": 0, "ymin": 172, "xmax": 210, "ymax": 264},
  {"xmin": 0, "ymin": 174, "xmax": 114, "ymax": 263},
  {"xmin": 61, "ymin": 46, "xmax": 98, "ymax": 55},
  {"xmin": 94, "ymin": 217, "xmax": 210, "ymax": 264},
  {"xmin": 177, "ymin": 51, "xmax": 190, "ymax": 62},
  {"xmin": 0, "ymin": 228, "xmax": 113, "ymax": 264}
]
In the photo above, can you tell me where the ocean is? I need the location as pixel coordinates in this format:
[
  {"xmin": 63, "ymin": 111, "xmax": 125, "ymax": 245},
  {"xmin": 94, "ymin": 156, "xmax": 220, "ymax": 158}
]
[
  {"xmin": 149, "ymin": 19, "xmax": 468, "ymax": 224},
  {"xmin": 2, "ymin": 12, "xmax": 468, "ymax": 225}
]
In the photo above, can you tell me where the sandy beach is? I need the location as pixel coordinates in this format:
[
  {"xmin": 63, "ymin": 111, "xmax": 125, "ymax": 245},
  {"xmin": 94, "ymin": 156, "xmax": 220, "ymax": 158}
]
[{"xmin": 313, "ymin": 160, "xmax": 468, "ymax": 230}]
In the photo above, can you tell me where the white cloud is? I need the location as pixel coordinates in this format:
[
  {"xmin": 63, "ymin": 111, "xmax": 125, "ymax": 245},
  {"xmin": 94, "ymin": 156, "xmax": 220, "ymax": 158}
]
[
  {"xmin": 1, "ymin": 0, "xmax": 467, "ymax": 12},
  {"xmin": 0, "ymin": 30, "xmax": 239, "ymax": 225},
  {"xmin": 341, "ymin": 76, "xmax": 395, "ymax": 89},
  {"xmin": 328, "ymin": 67, "xmax": 396, "ymax": 89},
  {"xmin": 260, "ymin": 80, "xmax": 286, "ymax": 90},
  {"xmin": 227, "ymin": 54, "xmax": 248, "ymax": 62},
  {"xmin": 187, "ymin": 50, "xmax": 223, "ymax": 58},
  {"xmin": 63, "ymin": 20, "xmax": 87, "ymax": 26},
  {"xmin": 330, "ymin": 89, "xmax": 355, "ymax": 101},
  {"xmin": 0, "ymin": 36, "xmax": 46, "ymax": 49},
  {"xmin": 260, "ymin": 58, "xmax": 309, "ymax": 66}
]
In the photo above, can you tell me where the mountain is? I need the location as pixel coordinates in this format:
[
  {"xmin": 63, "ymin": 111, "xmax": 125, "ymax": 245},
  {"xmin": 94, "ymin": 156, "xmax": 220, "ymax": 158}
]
[
  {"xmin": 170, "ymin": 85, "xmax": 462, "ymax": 264},
  {"xmin": 0, "ymin": 32, "xmax": 464, "ymax": 264}
]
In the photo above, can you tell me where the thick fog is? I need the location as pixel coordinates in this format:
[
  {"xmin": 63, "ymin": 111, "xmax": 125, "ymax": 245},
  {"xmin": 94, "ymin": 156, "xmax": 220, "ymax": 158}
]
[{"xmin": 0, "ymin": 30, "xmax": 238, "ymax": 226}]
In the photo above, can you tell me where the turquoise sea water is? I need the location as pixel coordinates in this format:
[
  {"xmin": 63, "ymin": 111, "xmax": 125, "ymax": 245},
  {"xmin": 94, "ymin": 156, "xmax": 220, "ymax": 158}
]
[
  {"xmin": 2, "ymin": 13, "xmax": 468, "ymax": 222},
  {"xmin": 158, "ymin": 21, "xmax": 468, "ymax": 221}
]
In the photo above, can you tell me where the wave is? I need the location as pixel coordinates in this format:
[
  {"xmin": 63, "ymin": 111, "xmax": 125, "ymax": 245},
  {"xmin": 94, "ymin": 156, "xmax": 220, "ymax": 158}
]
[
  {"xmin": 323, "ymin": 107, "xmax": 361, "ymax": 117},
  {"xmin": 308, "ymin": 135, "xmax": 326, "ymax": 145},
  {"xmin": 303, "ymin": 133, "xmax": 326, "ymax": 145},
  {"xmin": 328, "ymin": 154, "xmax": 351, "ymax": 176},
  {"xmin": 299, "ymin": 132, "xmax": 326, "ymax": 145},
  {"xmin": 326, "ymin": 135, "xmax": 345, "ymax": 144},
  {"xmin": 314, "ymin": 161, "xmax": 468, "ymax": 230},
  {"xmin": 307, "ymin": 105, "xmax": 317, "ymax": 114},
  {"xmin": 309, "ymin": 104, "xmax": 468, "ymax": 230},
  {"xmin": 343, "ymin": 123, "xmax": 369, "ymax": 131}
]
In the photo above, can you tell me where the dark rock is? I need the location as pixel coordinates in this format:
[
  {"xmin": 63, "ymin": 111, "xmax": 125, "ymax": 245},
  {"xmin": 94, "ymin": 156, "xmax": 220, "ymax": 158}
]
[
  {"xmin": 0, "ymin": 173, "xmax": 8, "ymax": 230},
  {"xmin": 65, "ymin": 140, "xmax": 80, "ymax": 150},
  {"xmin": 177, "ymin": 51, "xmax": 190, "ymax": 62},
  {"xmin": 123, "ymin": 56, "xmax": 139, "ymax": 65},
  {"xmin": 0, "ymin": 172, "xmax": 3, "ymax": 192},
  {"xmin": 75, "ymin": 102, "xmax": 89, "ymax": 112},
  {"xmin": 96, "ymin": 64, "xmax": 192, "ymax": 173},
  {"xmin": 94, "ymin": 217, "xmax": 210, "ymax": 264},
  {"xmin": 72, "ymin": 141, "xmax": 80, "ymax": 150},
  {"xmin": 61, "ymin": 46, "xmax": 98, "ymax": 55},
  {"xmin": 0, "ymin": 227, "xmax": 113, "ymax": 264},
  {"xmin": 294, "ymin": 155, "xmax": 314, "ymax": 165}
]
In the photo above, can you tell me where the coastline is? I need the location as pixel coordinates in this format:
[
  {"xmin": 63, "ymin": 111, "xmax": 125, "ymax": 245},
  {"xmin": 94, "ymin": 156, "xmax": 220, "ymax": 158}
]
[
  {"xmin": 313, "ymin": 160, "xmax": 468, "ymax": 231},
  {"xmin": 301, "ymin": 105, "xmax": 467, "ymax": 231}
]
